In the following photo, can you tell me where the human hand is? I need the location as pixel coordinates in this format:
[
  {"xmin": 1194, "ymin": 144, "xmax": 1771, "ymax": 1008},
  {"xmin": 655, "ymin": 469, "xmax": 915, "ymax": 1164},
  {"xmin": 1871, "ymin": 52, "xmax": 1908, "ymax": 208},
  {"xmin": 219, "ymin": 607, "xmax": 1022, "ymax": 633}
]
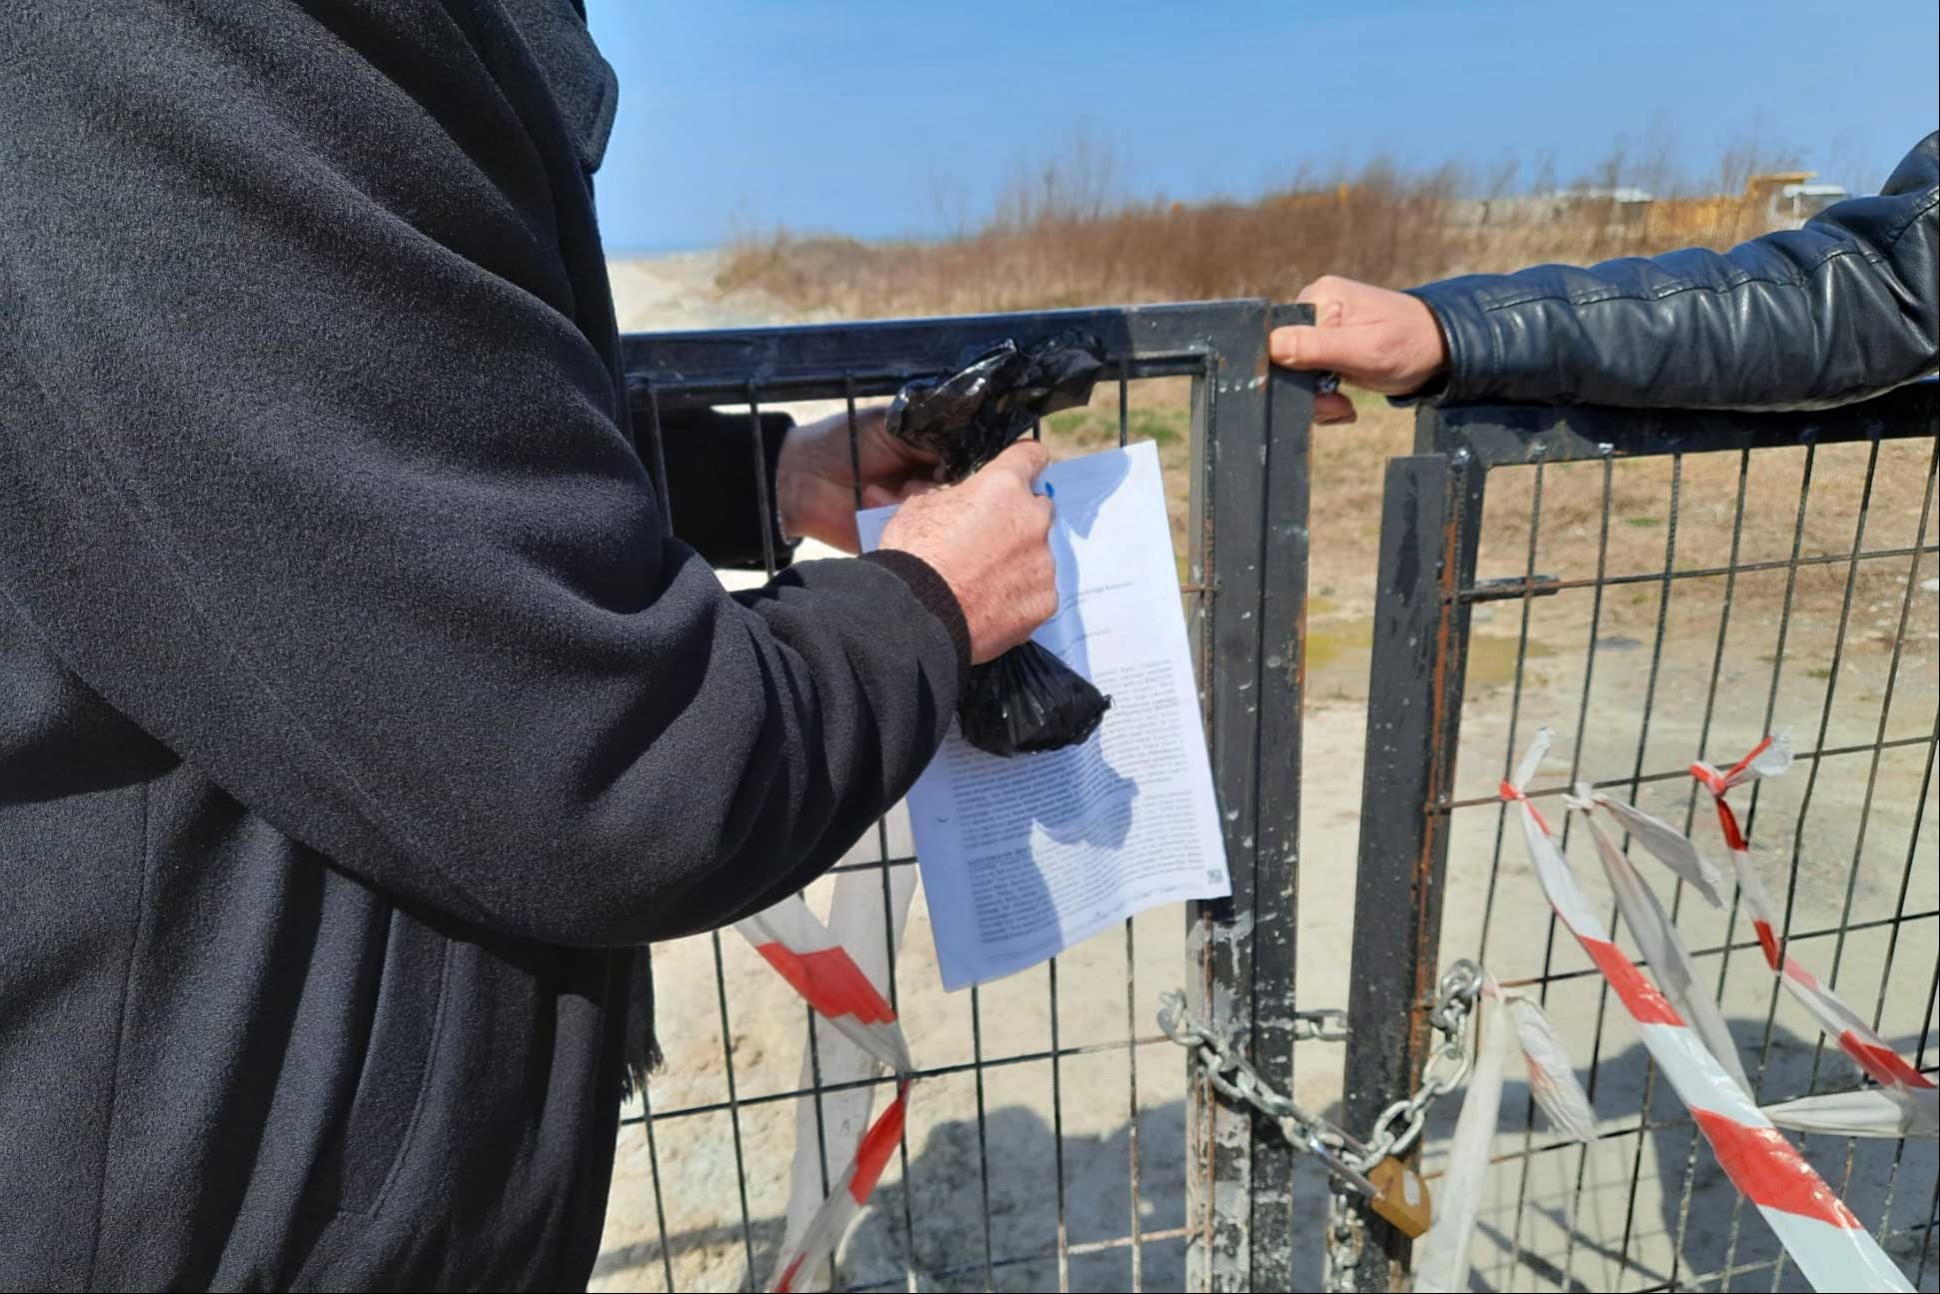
[
  {"xmin": 878, "ymin": 441, "xmax": 1057, "ymax": 664},
  {"xmin": 776, "ymin": 404, "xmax": 937, "ymax": 552},
  {"xmin": 1268, "ymin": 276, "xmax": 1449, "ymax": 424}
]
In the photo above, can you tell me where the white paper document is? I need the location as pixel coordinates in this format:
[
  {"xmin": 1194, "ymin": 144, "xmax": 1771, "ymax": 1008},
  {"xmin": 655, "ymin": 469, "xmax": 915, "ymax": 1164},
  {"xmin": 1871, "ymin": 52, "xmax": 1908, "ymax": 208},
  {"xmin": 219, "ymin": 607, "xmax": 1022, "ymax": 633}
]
[{"xmin": 857, "ymin": 441, "xmax": 1231, "ymax": 990}]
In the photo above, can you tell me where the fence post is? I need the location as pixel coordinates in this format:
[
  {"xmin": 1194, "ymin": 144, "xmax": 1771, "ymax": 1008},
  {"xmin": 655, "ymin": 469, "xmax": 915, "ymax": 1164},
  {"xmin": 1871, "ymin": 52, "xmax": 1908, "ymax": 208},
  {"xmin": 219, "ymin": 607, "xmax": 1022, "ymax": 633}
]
[
  {"xmin": 1245, "ymin": 306, "xmax": 1316, "ymax": 1289},
  {"xmin": 1184, "ymin": 305, "xmax": 1313, "ymax": 1292},
  {"xmin": 1339, "ymin": 437, "xmax": 1484, "ymax": 1292}
]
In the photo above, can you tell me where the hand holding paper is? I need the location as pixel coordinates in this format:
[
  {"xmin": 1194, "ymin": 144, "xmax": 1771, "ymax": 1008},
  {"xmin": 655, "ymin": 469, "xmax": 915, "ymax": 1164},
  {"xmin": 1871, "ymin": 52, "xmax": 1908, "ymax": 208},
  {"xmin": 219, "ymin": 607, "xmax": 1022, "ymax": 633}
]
[{"xmin": 860, "ymin": 442, "xmax": 1231, "ymax": 989}]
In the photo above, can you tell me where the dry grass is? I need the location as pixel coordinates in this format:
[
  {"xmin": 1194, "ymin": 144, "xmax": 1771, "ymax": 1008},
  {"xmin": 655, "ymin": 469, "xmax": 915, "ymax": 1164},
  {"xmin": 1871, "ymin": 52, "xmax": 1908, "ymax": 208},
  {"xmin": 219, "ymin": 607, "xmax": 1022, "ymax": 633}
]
[
  {"xmin": 718, "ymin": 145, "xmax": 1810, "ymax": 318},
  {"xmin": 714, "ymin": 141, "xmax": 1932, "ymax": 695}
]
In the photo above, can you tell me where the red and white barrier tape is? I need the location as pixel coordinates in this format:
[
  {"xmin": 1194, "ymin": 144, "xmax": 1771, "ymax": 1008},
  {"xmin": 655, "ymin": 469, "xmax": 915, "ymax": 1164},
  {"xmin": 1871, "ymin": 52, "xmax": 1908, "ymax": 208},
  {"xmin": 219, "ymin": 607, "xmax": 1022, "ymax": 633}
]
[
  {"xmin": 769, "ymin": 1081, "xmax": 910, "ymax": 1294},
  {"xmin": 1764, "ymin": 1087, "xmax": 1939, "ymax": 1139},
  {"xmin": 1504, "ymin": 728, "xmax": 1912, "ymax": 1292},
  {"xmin": 1416, "ymin": 971, "xmax": 1594, "ymax": 1291},
  {"xmin": 737, "ymin": 896, "xmax": 913, "ymax": 1077},
  {"xmin": 1586, "ymin": 787, "xmax": 1727, "ymax": 909},
  {"xmin": 1413, "ymin": 978, "xmax": 1515, "ymax": 1294},
  {"xmin": 1692, "ymin": 734, "xmax": 1937, "ymax": 1129},
  {"xmin": 1566, "ymin": 786, "xmax": 1754, "ymax": 1095},
  {"xmin": 773, "ymin": 868, "xmax": 919, "ymax": 1292},
  {"xmin": 1500, "ymin": 981, "xmax": 1599, "ymax": 1144},
  {"xmin": 735, "ymin": 893, "xmax": 916, "ymax": 1291}
]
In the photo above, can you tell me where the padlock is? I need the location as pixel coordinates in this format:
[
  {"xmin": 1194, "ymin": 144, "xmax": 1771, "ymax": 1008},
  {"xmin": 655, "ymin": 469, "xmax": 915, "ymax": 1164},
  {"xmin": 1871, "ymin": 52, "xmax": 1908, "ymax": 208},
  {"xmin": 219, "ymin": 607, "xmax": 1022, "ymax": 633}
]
[{"xmin": 1366, "ymin": 1156, "xmax": 1433, "ymax": 1238}]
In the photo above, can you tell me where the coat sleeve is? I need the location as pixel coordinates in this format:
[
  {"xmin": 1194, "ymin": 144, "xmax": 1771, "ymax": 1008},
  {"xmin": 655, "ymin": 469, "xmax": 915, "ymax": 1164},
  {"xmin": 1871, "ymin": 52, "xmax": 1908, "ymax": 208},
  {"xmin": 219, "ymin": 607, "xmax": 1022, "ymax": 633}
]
[
  {"xmin": 1411, "ymin": 133, "xmax": 1939, "ymax": 410},
  {"xmin": 0, "ymin": 0, "xmax": 966, "ymax": 946},
  {"xmin": 646, "ymin": 403, "xmax": 800, "ymax": 572}
]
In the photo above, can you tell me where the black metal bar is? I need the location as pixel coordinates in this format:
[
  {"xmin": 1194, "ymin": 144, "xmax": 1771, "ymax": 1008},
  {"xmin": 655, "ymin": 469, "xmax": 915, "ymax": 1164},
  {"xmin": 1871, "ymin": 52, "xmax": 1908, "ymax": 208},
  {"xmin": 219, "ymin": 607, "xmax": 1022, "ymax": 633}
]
[
  {"xmin": 1790, "ymin": 438, "xmax": 1884, "ymax": 1105},
  {"xmin": 1546, "ymin": 452, "xmax": 1617, "ymax": 1279},
  {"xmin": 1861, "ymin": 443, "xmax": 1938, "ymax": 1044},
  {"xmin": 1719, "ymin": 439, "xmax": 1822, "ymax": 1285},
  {"xmin": 1498, "ymin": 453, "xmax": 1553, "ymax": 1280},
  {"xmin": 746, "ymin": 382, "xmax": 779, "ymax": 578},
  {"xmin": 1420, "ymin": 381, "xmax": 1937, "ymax": 464},
  {"xmin": 1049, "ymin": 952, "xmax": 1071, "ymax": 1292},
  {"xmin": 1661, "ymin": 429, "xmax": 1758, "ymax": 1294},
  {"xmin": 706, "ymin": 930, "xmax": 760, "ymax": 1280},
  {"xmin": 1606, "ymin": 454, "xmax": 1686, "ymax": 1280},
  {"xmin": 969, "ymin": 982, "xmax": 997, "ymax": 1291},
  {"xmin": 635, "ymin": 1074, "xmax": 677, "ymax": 1292},
  {"xmin": 623, "ymin": 300, "xmax": 1268, "ymax": 403},
  {"xmin": 1117, "ymin": 357, "xmax": 1146, "ymax": 1294},
  {"xmin": 1186, "ymin": 300, "xmax": 1276, "ymax": 1293},
  {"xmin": 1448, "ymin": 541, "xmax": 1940, "ymax": 597},
  {"xmin": 636, "ymin": 377, "xmax": 675, "ymax": 532},
  {"xmin": 1462, "ymin": 572, "xmax": 1562, "ymax": 602},
  {"xmin": 1240, "ymin": 304, "xmax": 1315, "ymax": 1291},
  {"xmin": 1341, "ymin": 441, "xmax": 1484, "ymax": 1292}
]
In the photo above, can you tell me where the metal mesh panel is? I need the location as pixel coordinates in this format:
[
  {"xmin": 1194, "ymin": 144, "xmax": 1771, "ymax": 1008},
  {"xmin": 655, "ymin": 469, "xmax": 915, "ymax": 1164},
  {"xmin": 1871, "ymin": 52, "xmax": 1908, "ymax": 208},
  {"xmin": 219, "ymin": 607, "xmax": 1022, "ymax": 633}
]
[
  {"xmin": 1344, "ymin": 388, "xmax": 1939, "ymax": 1293},
  {"xmin": 606, "ymin": 303, "xmax": 1313, "ymax": 1292}
]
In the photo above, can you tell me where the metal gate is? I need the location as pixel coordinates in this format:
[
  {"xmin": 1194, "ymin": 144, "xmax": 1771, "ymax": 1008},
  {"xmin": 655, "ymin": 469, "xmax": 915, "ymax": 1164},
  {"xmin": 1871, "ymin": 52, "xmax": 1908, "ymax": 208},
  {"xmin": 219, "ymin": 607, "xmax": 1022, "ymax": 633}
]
[
  {"xmin": 613, "ymin": 300, "xmax": 1934, "ymax": 1291},
  {"xmin": 613, "ymin": 301, "xmax": 1316, "ymax": 1292},
  {"xmin": 1340, "ymin": 386, "xmax": 1940, "ymax": 1292}
]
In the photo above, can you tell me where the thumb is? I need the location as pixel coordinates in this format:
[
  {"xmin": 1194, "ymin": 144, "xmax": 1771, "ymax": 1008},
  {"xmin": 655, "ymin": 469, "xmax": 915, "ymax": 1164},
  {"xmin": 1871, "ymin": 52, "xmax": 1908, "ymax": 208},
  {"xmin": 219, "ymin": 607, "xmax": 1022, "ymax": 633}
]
[
  {"xmin": 1267, "ymin": 321, "xmax": 1362, "ymax": 372},
  {"xmin": 983, "ymin": 438, "xmax": 1052, "ymax": 488}
]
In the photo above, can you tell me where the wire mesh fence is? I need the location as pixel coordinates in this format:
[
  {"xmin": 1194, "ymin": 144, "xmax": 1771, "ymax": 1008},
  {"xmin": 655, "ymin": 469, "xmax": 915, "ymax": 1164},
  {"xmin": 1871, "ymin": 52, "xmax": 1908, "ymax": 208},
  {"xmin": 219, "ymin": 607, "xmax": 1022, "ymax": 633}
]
[
  {"xmin": 606, "ymin": 300, "xmax": 1934, "ymax": 1292},
  {"xmin": 1344, "ymin": 387, "xmax": 1940, "ymax": 1293},
  {"xmin": 606, "ymin": 302, "xmax": 1316, "ymax": 1292}
]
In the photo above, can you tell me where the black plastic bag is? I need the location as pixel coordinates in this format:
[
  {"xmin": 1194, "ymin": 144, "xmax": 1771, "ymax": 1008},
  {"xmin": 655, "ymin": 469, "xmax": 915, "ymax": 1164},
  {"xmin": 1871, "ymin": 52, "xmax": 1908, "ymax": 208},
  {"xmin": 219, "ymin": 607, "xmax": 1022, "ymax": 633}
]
[
  {"xmin": 885, "ymin": 331, "xmax": 1113, "ymax": 757},
  {"xmin": 956, "ymin": 641, "xmax": 1112, "ymax": 757},
  {"xmin": 887, "ymin": 331, "xmax": 1108, "ymax": 482}
]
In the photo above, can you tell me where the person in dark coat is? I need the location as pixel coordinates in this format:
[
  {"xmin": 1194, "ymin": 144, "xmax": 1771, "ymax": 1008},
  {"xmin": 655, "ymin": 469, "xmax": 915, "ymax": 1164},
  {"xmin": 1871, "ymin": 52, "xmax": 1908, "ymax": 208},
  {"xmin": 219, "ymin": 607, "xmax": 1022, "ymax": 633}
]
[{"xmin": 0, "ymin": 3, "xmax": 1059, "ymax": 1288}]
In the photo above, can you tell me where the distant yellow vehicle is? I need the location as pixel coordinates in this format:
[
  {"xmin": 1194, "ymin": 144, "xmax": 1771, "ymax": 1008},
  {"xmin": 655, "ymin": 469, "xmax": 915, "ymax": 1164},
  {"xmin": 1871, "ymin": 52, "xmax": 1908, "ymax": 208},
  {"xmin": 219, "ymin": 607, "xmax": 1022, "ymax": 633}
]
[{"xmin": 1644, "ymin": 171, "xmax": 1848, "ymax": 244}]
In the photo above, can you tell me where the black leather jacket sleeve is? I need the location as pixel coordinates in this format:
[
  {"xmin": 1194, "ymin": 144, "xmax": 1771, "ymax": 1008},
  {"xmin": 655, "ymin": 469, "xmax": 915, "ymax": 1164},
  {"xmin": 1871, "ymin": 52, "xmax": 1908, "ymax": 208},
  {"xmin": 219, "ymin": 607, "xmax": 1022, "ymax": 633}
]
[{"xmin": 1411, "ymin": 132, "xmax": 1939, "ymax": 410}]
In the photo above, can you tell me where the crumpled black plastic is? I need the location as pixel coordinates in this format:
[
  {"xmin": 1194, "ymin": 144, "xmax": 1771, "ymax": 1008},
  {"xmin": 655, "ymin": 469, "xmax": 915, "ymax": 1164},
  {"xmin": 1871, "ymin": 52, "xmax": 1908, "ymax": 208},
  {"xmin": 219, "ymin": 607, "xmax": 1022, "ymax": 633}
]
[
  {"xmin": 887, "ymin": 331, "xmax": 1108, "ymax": 482},
  {"xmin": 885, "ymin": 331, "xmax": 1113, "ymax": 758},
  {"xmin": 955, "ymin": 640, "xmax": 1112, "ymax": 757}
]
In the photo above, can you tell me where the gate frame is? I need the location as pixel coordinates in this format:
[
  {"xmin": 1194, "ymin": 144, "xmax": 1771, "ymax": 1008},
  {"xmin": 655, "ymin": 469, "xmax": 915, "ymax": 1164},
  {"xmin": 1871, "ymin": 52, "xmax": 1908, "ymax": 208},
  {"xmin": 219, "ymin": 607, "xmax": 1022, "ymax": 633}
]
[
  {"xmin": 620, "ymin": 299, "xmax": 1314, "ymax": 1292},
  {"xmin": 1339, "ymin": 382, "xmax": 1940, "ymax": 1292}
]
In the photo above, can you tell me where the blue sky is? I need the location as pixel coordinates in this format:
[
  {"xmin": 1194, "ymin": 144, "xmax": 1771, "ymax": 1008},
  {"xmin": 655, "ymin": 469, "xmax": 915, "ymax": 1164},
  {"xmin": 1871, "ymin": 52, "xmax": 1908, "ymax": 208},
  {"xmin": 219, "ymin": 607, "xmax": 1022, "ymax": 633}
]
[{"xmin": 586, "ymin": 0, "xmax": 1939, "ymax": 253}]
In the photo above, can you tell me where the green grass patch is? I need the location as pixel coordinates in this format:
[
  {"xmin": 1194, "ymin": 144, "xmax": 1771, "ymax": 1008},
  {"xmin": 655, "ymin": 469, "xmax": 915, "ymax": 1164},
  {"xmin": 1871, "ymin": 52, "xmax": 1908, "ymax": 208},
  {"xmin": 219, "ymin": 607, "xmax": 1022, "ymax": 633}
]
[{"xmin": 1043, "ymin": 406, "xmax": 1187, "ymax": 449}]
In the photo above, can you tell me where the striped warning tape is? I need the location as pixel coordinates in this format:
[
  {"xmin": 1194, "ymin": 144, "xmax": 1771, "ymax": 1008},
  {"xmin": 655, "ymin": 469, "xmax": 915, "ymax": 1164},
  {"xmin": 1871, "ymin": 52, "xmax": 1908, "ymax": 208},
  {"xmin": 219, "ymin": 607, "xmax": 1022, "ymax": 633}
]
[
  {"xmin": 735, "ymin": 894, "xmax": 915, "ymax": 1291},
  {"xmin": 1566, "ymin": 786, "xmax": 1755, "ymax": 1094},
  {"xmin": 1691, "ymin": 734, "xmax": 1938, "ymax": 1131},
  {"xmin": 768, "ymin": 1081, "xmax": 910, "ymax": 1294},
  {"xmin": 1415, "ymin": 972, "xmax": 1595, "ymax": 1291},
  {"xmin": 1503, "ymin": 728, "xmax": 1913, "ymax": 1292},
  {"xmin": 737, "ymin": 896, "xmax": 912, "ymax": 1076},
  {"xmin": 1765, "ymin": 1086, "xmax": 1940, "ymax": 1139}
]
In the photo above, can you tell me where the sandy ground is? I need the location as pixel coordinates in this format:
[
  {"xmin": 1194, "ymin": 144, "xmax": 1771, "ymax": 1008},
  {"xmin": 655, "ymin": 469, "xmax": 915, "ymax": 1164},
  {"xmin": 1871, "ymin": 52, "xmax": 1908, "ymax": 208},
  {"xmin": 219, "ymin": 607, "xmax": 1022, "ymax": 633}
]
[{"xmin": 592, "ymin": 255, "xmax": 1939, "ymax": 1292}]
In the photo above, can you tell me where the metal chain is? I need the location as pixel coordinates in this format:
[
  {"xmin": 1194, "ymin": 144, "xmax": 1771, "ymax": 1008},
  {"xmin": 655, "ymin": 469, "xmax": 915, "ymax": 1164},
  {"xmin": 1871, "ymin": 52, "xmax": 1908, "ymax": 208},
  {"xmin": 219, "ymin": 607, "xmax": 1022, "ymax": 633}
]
[
  {"xmin": 1157, "ymin": 990, "xmax": 1379, "ymax": 1193},
  {"xmin": 1351, "ymin": 958, "xmax": 1482, "ymax": 1168},
  {"xmin": 1324, "ymin": 1189, "xmax": 1365, "ymax": 1294},
  {"xmin": 1294, "ymin": 1006, "xmax": 1351, "ymax": 1043},
  {"xmin": 1157, "ymin": 957, "xmax": 1481, "ymax": 1192},
  {"xmin": 1162, "ymin": 960, "xmax": 1480, "ymax": 1292}
]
